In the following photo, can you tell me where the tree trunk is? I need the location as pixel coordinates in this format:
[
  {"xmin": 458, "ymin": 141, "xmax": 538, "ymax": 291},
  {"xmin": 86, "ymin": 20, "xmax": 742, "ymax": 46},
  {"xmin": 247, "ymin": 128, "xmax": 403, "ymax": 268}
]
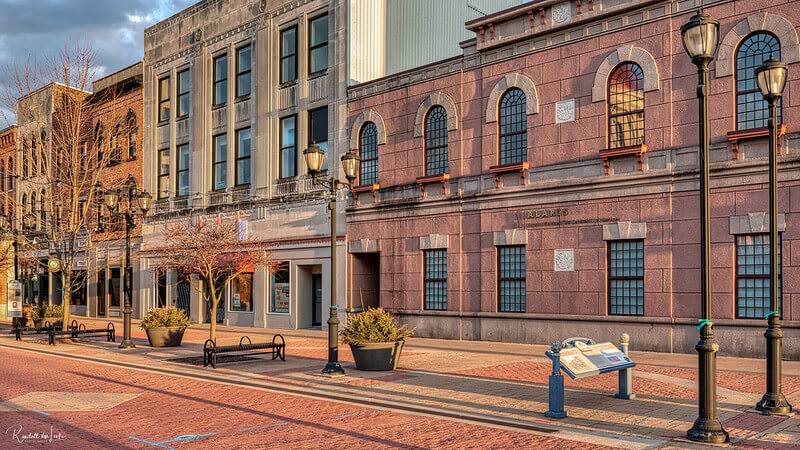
[
  {"xmin": 61, "ymin": 273, "xmax": 71, "ymax": 331},
  {"xmin": 209, "ymin": 280, "xmax": 218, "ymax": 342}
]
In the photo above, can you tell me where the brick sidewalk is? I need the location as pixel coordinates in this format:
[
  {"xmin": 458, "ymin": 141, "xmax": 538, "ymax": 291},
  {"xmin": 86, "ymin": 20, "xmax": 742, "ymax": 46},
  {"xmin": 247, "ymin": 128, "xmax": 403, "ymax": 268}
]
[{"xmin": 2, "ymin": 317, "xmax": 799, "ymax": 448}]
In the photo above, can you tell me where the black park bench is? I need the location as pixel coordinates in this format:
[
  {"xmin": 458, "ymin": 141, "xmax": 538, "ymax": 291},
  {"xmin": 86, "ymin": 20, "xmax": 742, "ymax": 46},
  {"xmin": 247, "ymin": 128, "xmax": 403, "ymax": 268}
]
[
  {"xmin": 48, "ymin": 320, "xmax": 115, "ymax": 346},
  {"xmin": 203, "ymin": 334, "xmax": 286, "ymax": 368},
  {"xmin": 14, "ymin": 321, "xmax": 57, "ymax": 341}
]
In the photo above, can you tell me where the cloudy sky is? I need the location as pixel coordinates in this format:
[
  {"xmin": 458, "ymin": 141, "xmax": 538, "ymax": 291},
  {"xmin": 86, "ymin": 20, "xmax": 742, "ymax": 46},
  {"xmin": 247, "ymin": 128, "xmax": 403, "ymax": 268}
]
[{"xmin": 0, "ymin": 0, "xmax": 197, "ymax": 126}]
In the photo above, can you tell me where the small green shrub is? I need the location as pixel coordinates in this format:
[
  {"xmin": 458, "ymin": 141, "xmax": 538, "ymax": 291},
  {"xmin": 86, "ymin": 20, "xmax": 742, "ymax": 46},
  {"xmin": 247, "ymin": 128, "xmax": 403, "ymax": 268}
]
[
  {"xmin": 141, "ymin": 307, "xmax": 191, "ymax": 329},
  {"xmin": 340, "ymin": 307, "xmax": 414, "ymax": 346},
  {"xmin": 29, "ymin": 304, "xmax": 64, "ymax": 320}
]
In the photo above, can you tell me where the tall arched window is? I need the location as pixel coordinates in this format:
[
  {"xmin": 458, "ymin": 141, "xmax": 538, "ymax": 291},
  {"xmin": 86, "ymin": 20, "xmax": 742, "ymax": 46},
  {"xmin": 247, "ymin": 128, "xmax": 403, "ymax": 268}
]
[
  {"xmin": 608, "ymin": 63, "xmax": 645, "ymax": 149},
  {"xmin": 8, "ymin": 157, "xmax": 14, "ymax": 191},
  {"xmin": 40, "ymin": 189, "xmax": 45, "ymax": 227},
  {"xmin": 0, "ymin": 159, "xmax": 5, "ymax": 192},
  {"xmin": 736, "ymin": 32, "xmax": 781, "ymax": 130},
  {"xmin": 20, "ymin": 193, "xmax": 26, "ymax": 227},
  {"xmin": 424, "ymin": 106, "xmax": 448, "ymax": 176},
  {"xmin": 95, "ymin": 123, "xmax": 104, "ymax": 164},
  {"xmin": 29, "ymin": 192, "xmax": 36, "ymax": 230},
  {"xmin": 22, "ymin": 138, "xmax": 29, "ymax": 179},
  {"xmin": 359, "ymin": 122, "xmax": 378, "ymax": 185},
  {"xmin": 498, "ymin": 88, "xmax": 527, "ymax": 165},
  {"xmin": 30, "ymin": 136, "xmax": 38, "ymax": 177},
  {"xmin": 40, "ymin": 131, "xmax": 47, "ymax": 174},
  {"xmin": 127, "ymin": 109, "xmax": 138, "ymax": 160}
]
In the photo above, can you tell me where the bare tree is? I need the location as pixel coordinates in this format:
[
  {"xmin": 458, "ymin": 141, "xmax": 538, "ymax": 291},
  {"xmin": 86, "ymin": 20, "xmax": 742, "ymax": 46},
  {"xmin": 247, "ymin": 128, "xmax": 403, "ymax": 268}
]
[
  {"xmin": 0, "ymin": 41, "xmax": 132, "ymax": 329},
  {"xmin": 156, "ymin": 219, "xmax": 273, "ymax": 342}
]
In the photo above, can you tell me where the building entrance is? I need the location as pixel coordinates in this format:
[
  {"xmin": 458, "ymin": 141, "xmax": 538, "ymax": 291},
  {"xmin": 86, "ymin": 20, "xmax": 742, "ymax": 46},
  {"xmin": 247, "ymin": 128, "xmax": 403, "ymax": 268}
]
[{"xmin": 312, "ymin": 274, "xmax": 322, "ymax": 327}]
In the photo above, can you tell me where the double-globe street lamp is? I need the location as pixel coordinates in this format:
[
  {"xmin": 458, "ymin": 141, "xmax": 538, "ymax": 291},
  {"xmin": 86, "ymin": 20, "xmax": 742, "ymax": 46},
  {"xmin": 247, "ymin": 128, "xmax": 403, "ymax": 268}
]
[
  {"xmin": 681, "ymin": 10, "xmax": 729, "ymax": 444},
  {"xmin": 754, "ymin": 57, "xmax": 793, "ymax": 415},
  {"xmin": 100, "ymin": 184, "xmax": 152, "ymax": 349},
  {"xmin": 303, "ymin": 143, "xmax": 361, "ymax": 376}
]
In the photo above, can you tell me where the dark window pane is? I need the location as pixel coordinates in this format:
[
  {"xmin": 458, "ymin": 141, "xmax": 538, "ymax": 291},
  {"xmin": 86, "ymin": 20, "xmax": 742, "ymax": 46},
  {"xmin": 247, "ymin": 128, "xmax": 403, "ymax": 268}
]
[
  {"xmin": 424, "ymin": 250, "xmax": 447, "ymax": 310},
  {"xmin": 498, "ymin": 89, "xmax": 527, "ymax": 165},
  {"xmin": 359, "ymin": 122, "xmax": 378, "ymax": 185},
  {"xmin": 280, "ymin": 27, "xmax": 297, "ymax": 83},
  {"xmin": 236, "ymin": 46, "xmax": 251, "ymax": 98},
  {"xmin": 236, "ymin": 128, "xmax": 251, "ymax": 186},
  {"xmin": 736, "ymin": 33, "xmax": 781, "ymax": 130},
  {"xmin": 425, "ymin": 106, "xmax": 449, "ymax": 175},
  {"xmin": 736, "ymin": 234, "xmax": 781, "ymax": 319},
  {"xmin": 608, "ymin": 240, "xmax": 644, "ymax": 316},
  {"xmin": 280, "ymin": 116, "xmax": 297, "ymax": 178},
  {"xmin": 213, "ymin": 135, "xmax": 227, "ymax": 190},
  {"xmin": 158, "ymin": 77, "xmax": 170, "ymax": 121},
  {"xmin": 213, "ymin": 54, "xmax": 228, "ymax": 105},
  {"xmin": 498, "ymin": 246, "xmax": 525, "ymax": 312}
]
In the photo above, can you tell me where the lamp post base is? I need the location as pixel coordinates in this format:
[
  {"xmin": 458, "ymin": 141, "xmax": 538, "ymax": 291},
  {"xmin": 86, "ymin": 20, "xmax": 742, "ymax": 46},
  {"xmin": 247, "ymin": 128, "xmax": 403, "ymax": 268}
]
[
  {"xmin": 686, "ymin": 417, "xmax": 729, "ymax": 444},
  {"xmin": 322, "ymin": 361, "xmax": 345, "ymax": 377},
  {"xmin": 756, "ymin": 393, "xmax": 793, "ymax": 415},
  {"xmin": 119, "ymin": 340, "xmax": 136, "ymax": 349}
]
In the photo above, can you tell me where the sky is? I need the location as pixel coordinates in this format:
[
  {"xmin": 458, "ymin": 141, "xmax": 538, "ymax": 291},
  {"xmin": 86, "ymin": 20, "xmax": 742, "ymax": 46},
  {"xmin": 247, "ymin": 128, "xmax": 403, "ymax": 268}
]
[{"xmin": 0, "ymin": 0, "xmax": 197, "ymax": 126}]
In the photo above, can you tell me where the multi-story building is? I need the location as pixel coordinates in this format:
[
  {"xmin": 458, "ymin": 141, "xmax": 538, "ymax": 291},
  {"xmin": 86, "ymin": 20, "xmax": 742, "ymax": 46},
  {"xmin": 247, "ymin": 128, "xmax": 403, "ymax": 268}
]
[
  {"xmin": 140, "ymin": 0, "xmax": 349, "ymax": 329},
  {"xmin": 84, "ymin": 61, "xmax": 145, "ymax": 319},
  {"xmin": 0, "ymin": 125, "xmax": 16, "ymax": 321},
  {"xmin": 345, "ymin": 0, "xmax": 800, "ymax": 358}
]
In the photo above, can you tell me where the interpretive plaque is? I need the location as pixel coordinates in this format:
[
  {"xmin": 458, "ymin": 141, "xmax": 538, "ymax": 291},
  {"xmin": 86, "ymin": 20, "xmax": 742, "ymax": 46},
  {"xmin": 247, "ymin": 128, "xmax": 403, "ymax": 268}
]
[{"xmin": 558, "ymin": 342, "xmax": 634, "ymax": 379}]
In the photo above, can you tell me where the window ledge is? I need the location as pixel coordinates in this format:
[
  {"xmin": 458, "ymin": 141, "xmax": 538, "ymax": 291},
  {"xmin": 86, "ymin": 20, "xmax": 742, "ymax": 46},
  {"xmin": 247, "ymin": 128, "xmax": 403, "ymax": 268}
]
[
  {"xmin": 211, "ymin": 103, "xmax": 227, "ymax": 111},
  {"xmin": 351, "ymin": 183, "xmax": 380, "ymax": 204},
  {"xmin": 416, "ymin": 173, "xmax": 450, "ymax": 198},
  {"xmin": 279, "ymin": 81, "xmax": 298, "ymax": 89},
  {"xmin": 489, "ymin": 161, "xmax": 529, "ymax": 188},
  {"xmin": 234, "ymin": 95, "xmax": 251, "ymax": 103},
  {"xmin": 599, "ymin": 144, "xmax": 648, "ymax": 175},
  {"xmin": 727, "ymin": 125, "xmax": 786, "ymax": 160}
]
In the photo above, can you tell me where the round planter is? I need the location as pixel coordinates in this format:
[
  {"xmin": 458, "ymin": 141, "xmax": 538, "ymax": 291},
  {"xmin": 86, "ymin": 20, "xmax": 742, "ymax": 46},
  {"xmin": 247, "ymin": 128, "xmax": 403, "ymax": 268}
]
[
  {"xmin": 145, "ymin": 326, "xmax": 187, "ymax": 347},
  {"xmin": 349, "ymin": 340, "xmax": 405, "ymax": 371}
]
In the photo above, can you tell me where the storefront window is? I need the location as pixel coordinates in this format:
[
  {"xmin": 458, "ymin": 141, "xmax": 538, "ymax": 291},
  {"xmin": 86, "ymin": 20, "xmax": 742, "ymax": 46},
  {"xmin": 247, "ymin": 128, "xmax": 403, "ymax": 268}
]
[
  {"xmin": 110, "ymin": 267, "xmax": 121, "ymax": 308},
  {"xmin": 271, "ymin": 262, "xmax": 290, "ymax": 313},
  {"xmin": 230, "ymin": 273, "xmax": 253, "ymax": 312}
]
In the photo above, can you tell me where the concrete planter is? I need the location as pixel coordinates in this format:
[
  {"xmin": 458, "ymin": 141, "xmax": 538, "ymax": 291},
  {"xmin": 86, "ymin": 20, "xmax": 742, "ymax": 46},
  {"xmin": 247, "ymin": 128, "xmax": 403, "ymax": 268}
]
[
  {"xmin": 145, "ymin": 327, "xmax": 187, "ymax": 347},
  {"xmin": 349, "ymin": 341, "xmax": 405, "ymax": 371}
]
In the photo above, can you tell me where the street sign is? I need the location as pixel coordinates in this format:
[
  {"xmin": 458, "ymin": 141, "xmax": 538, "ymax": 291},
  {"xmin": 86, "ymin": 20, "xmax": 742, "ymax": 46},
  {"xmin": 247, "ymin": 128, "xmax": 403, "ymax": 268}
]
[
  {"xmin": 47, "ymin": 258, "xmax": 61, "ymax": 272},
  {"xmin": 558, "ymin": 341, "xmax": 634, "ymax": 379},
  {"xmin": 7, "ymin": 280, "xmax": 23, "ymax": 318}
]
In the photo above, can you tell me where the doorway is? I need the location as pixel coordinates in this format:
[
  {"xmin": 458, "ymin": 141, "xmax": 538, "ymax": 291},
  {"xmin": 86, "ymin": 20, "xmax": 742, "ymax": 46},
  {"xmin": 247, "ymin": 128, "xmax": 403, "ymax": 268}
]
[
  {"xmin": 312, "ymin": 274, "xmax": 322, "ymax": 327},
  {"xmin": 97, "ymin": 269, "xmax": 106, "ymax": 317}
]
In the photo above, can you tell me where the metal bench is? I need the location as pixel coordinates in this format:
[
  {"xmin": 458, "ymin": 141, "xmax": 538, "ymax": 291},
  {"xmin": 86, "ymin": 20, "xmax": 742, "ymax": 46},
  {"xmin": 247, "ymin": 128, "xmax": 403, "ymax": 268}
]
[
  {"xmin": 48, "ymin": 320, "xmax": 115, "ymax": 346},
  {"xmin": 203, "ymin": 335, "xmax": 285, "ymax": 368},
  {"xmin": 14, "ymin": 321, "xmax": 57, "ymax": 341}
]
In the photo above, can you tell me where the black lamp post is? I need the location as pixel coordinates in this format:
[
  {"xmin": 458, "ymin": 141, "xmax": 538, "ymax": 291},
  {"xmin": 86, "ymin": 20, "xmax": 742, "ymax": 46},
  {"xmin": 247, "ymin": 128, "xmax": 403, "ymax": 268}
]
[
  {"xmin": 754, "ymin": 57, "xmax": 793, "ymax": 415},
  {"xmin": 102, "ymin": 185, "xmax": 152, "ymax": 349},
  {"xmin": 681, "ymin": 10, "xmax": 729, "ymax": 444},
  {"xmin": 303, "ymin": 144, "xmax": 360, "ymax": 376}
]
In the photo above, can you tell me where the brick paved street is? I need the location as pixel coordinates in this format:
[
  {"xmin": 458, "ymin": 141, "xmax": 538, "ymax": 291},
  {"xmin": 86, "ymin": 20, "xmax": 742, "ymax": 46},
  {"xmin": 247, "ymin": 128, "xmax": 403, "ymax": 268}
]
[{"xmin": 1, "ymin": 317, "xmax": 799, "ymax": 449}]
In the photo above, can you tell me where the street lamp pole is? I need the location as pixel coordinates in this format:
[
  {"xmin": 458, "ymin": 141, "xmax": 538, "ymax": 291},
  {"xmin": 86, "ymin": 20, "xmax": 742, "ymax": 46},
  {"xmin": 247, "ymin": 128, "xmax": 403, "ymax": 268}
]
[
  {"xmin": 101, "ymin": 185, "xmax": 151, "ymax": 350},
  {"xmin": 754, "ymin": 57, "xmax": 792, "ymax": 415},
  {"xmin": 681, "ymin": 10, "xmax": 729, "ymax": 444},
  {"xmin": 303, "ymin": 144, "xmax": 361, "ymax": 377}
]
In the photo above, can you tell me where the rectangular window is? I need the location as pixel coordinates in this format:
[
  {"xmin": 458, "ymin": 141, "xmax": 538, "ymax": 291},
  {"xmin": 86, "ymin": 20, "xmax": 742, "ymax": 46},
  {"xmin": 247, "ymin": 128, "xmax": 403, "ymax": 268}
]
[
  {"xmin": 158, "ymin": 77, "xmax": 170, "ymax": 122},
  {"xmin": 308, "ymin": 15, "xmax": 328, "ymax": 75},
  {"xmin": 424, "ymin": 250, "xmax": 447, "ymax": 310},
  {"xmin": 236, "ymin": 45, "xmax": 251, "ymax": 98},
  {"xmin": 176, "ymin": 144, "xmax": 190, "ymax": 197},
  {"xmin": 280, "ymin": 26, "xmax": 297, "ymax": 84},
  {"xmin": 158, "ymin": 148, "xmax": 170, "ymax": 199},
  {"xmin": 608, "ymin": 240, "xmax": 644, "ymax": 316},
  {"xmin": 156, "ymin": 270, "xmax": 167, "ymax": 308},
  {"xmin": 736, "ymin": 234, "xmax": 782, "ymax": 319},
  {"xmin": 271, "ymin": 262, "xmax": 290, "ymax": 313},
  {"xmin": 309, "ymin": 107, "xmax": 328, "ymax": 171},
  {"xmin": 212, "ymin": 134, "xmax": 227, "ymax": 191},
  {"xmin": 177, "ymin": 69, "xmax": 190, "ymax": 117},
  {"xmin": 230, "ymin": 273, "xmax": 254, "ymax": 312},
  {"xmin": 498, "ymin": 246, "xmax": 526, "ymax": 312},
  {"xmin": 72, "ymin": 271, "xmax": 88, "ymax": 306},
  {"xmin": 235, "ymin": 128, "xmax": 251, "ymax": 186},
  {"xmin": 279, "ymin": 115, "xmax": 297, "ymax": 178},
  {"xmin": 213, "ymin": 54, "xmax": 228, "ymax": 106},
  {"xmin": 109, "ymin": 268, "xmax": 121, "ymax": 308}
]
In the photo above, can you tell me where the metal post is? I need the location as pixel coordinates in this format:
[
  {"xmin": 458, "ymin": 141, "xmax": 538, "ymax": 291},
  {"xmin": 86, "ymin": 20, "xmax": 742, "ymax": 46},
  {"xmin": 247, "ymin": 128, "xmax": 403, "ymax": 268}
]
[
  {"xmin": 756, "ymin": 95, "xmax": 793, "ymax": 414},
  {"xmin": 615, "ymin": 333, "xmax": 635, "ymax": 399},
  {"xmin": 545, "ymin": 342, "xmax": 567, "ymax": 418},
  {"xmin": 687, "ymin": 57, "xmax": 729, "ymax": 444},
  {"xmin": 119, "ymin": 212, "xmax": 135, "ymax": 349},
  {"xmin": 322, "ymin": 184, "xmax": 345, "ymax": 376}
]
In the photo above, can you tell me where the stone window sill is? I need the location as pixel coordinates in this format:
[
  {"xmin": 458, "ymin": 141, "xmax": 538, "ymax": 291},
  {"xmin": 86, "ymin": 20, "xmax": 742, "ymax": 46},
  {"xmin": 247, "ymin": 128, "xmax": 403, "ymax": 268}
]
[
  {"xmin": 489, "ymin": 161, "xmax": 529, "ymax": 188},
  {"xmin": 727, "ymin": 125, "xmax": 786, "ymax": 160},
  {"xmin": 416, "ymin": 173, "xmax": 450, "ymax": 198},
  {"xmin": 352, "ymin": 183, "xmax": 380, "ymax": 204},
  {"xmin": 599, "ymin": 144, "xmax": 647, "ymax": 175}
]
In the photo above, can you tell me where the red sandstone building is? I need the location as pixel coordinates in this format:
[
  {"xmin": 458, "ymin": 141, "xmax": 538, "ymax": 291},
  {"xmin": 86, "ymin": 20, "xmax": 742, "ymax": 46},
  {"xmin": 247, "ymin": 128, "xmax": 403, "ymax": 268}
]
[{"xmin": 345, "ymin": 0, "xmax": 800, "ymax": 358}]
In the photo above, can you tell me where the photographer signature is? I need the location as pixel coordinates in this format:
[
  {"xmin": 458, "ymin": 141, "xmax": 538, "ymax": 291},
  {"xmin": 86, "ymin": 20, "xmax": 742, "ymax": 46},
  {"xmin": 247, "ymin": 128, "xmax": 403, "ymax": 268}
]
[{"xmin": 5, "ymin": 425, "xmax": 66, "ymax": 444}]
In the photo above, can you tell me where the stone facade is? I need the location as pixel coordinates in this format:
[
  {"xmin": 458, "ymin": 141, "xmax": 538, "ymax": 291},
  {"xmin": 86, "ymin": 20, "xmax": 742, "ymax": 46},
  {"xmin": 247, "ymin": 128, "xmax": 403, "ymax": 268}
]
[
  {"xmin": 141, "ymin": 0, "xmax": 350, "ymax": 330},
  {"xmin": 345, "ymin": 0, "xmax": 800, "ymax": 358}
]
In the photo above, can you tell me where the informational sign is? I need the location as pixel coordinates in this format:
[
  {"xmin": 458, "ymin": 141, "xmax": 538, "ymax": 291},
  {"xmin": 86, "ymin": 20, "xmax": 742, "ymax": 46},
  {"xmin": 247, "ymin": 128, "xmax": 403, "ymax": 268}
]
[
  {"xmin": 232, "ymin": 293, "xmax": 241, "ymax": 309},
  {"xmin": 7, "ymin": 280, "xmax": 23, "ymax": 318},
  {"xmin": 273, "ymin": 283, "xmax": 290, "ymax": 313},
  {"xmin": 558, "ymin": 342, "xmax": 634, "ymax": 379}
]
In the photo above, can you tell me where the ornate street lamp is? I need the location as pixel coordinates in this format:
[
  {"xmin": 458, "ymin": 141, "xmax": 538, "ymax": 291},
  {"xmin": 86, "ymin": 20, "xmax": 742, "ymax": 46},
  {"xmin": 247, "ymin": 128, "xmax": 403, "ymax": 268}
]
[
  {"xmin": 681, "ymin": 10, "xmax": 729, "ymax": 444},
  {"xmin": 102, "ymin": 184, "xmax": 151, "ymax": 349},
  {"xmin": 303, "ymin": 144, "xmax": 360, "ymax": 376},
  {"xmin": 754, "ymin": 57, "xmax": 792, "ymax": 415}
]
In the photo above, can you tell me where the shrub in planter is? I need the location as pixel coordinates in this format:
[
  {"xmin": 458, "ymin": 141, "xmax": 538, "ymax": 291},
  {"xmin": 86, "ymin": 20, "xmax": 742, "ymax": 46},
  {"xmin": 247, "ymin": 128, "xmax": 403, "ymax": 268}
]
[
  {"xmin": 341, "ymin": 307, "xmax": 414, "ymax": 371},
  {"xmin": 141, "ymin": 307, "xmax": 191, "ymax": 347},
  {"xmin": 30, "ymin": 304, "xmax": 64, "ymax": 328}
]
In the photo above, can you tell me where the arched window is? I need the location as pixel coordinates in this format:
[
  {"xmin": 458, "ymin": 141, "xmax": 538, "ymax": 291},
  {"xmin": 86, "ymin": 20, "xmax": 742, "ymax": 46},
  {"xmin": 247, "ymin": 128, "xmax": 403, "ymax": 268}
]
[
  {"xmin": 359, "ymin": 122, "xmax": 378, "ymax": 185},
  {"xmin": 8, "ymin": 157, "xmax": 14, "ymax": 191},
  {"xmin": 608, "ymin": 63, "xmax": 645, "ymax": 149},
  {"xmin": 0, "ymin": 159, "xmax": 5, "ymax": 192},
  {"xmin": 30, "ymin": 136, "xmax": 38, "ymax": 177},
  {"xmin": 29, "ymin": 192, "xmax": 36, "ymax": 229},
  {"xmin": 22, "ymin": 138, "xmax": 29, "ymax": 179},
  {"xmin": 40, "ymin": 189, "xmax": 45, "ymax": 228},
  {"xmin": 736, "ymin": 32, "xmax": 781, "ymax": 130},
  {"xmin": 424, "ymin": 106, "xmax": 448, "ymax": 176},
  {"xmin": 94, "ymin": 123, "xmax": 104, "ymax": 164},
  {"xmin": 498, "ymin": 88, "xmax": 527, "ymax": 165},
  {"xmin": 20, "ymin": 193, "xmax": 26, "ymax": 227},
  {"xmin": 127, "ymin": 109, "xmax": 138, "ymax": 160}
]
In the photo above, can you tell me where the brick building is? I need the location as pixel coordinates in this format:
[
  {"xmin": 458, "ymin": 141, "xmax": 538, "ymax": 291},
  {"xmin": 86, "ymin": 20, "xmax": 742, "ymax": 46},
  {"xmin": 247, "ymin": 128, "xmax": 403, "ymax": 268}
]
[
  {"xmin": 0, "ymin": 125, "xmax": 16, "ymax": 321},
  {"xmin": 345, "ymin": 0, "xmax": 800, "ymax": 358}
]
